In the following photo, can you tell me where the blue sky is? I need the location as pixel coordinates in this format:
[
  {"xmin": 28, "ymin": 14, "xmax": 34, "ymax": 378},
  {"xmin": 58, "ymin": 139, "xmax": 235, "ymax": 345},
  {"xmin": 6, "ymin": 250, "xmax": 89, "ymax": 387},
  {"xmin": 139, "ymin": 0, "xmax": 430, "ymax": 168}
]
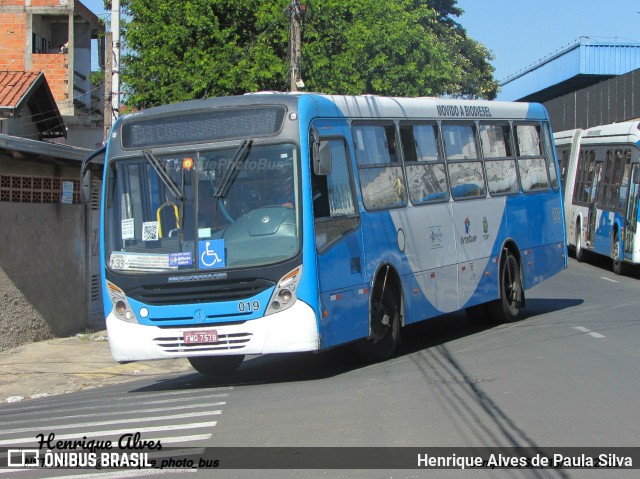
[
  {"xmin": 84, "ymin": 0, "xmax": 640, "ymax": 85},
  {"xmin": 457, "ymin": 0, "xmax": 640, "ymax": 83}
]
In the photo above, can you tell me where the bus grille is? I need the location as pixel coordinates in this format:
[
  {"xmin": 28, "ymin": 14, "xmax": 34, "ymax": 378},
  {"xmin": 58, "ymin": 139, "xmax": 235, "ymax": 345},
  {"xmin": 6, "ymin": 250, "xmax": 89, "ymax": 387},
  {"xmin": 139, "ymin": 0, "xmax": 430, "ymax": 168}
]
[
  {"xmin": 153, "ymin": 332, "xmax": 253, "ymax": 353},
  {"xmin": 127, "ymin": 278, "xmax": 274, "ymax": 305}
]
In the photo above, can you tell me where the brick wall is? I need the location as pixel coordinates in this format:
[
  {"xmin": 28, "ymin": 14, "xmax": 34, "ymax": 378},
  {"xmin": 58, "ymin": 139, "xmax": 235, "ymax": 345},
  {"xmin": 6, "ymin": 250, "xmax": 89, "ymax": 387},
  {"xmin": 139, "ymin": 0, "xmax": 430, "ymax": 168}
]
[
  {"xmin": 31, "ymin": 53, "xmax": 69, "ymax": 108},
  {"xmin": 0, "ymin": 12, "xmax": 26, "ymax": 71}
]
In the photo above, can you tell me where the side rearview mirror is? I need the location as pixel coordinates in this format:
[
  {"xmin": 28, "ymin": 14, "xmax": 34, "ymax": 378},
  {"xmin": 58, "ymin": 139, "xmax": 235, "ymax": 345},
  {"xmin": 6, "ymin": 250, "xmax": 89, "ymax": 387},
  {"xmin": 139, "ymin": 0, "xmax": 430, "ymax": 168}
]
[
  {"xmin": 81, "ymin": 146, "xmax": 106, "ymax": 204},
  {"xmin": 311, "ymin": 128, "xmax": 332, "ymax": 176}
]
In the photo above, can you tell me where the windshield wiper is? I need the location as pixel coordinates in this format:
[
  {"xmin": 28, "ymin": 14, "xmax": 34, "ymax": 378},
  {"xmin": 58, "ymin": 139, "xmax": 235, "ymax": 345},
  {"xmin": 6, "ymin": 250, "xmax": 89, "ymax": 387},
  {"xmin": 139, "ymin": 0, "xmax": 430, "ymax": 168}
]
[
  {"xmin": 142, "ymin": 149, "xmax": 184, "ymax": 201},
  {"xmin": 214, "ymin": 139, "xmax": 253, "ymax": 199}
]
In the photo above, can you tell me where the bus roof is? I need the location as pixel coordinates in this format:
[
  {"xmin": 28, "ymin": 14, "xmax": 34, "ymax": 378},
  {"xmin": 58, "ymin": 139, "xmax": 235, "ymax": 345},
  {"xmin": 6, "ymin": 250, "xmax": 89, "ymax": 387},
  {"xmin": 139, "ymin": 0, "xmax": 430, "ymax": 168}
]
[{"xmin": 118, "ymin": 93, "xmax": 549, "ymax": 125}]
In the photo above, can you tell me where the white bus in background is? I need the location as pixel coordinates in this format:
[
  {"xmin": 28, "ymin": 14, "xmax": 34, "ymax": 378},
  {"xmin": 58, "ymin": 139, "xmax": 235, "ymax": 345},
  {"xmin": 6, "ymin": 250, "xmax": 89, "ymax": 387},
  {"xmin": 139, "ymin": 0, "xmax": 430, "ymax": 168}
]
[{"xmin": 555, "ymin": 121, "xmax": 640, "ymax": 275}]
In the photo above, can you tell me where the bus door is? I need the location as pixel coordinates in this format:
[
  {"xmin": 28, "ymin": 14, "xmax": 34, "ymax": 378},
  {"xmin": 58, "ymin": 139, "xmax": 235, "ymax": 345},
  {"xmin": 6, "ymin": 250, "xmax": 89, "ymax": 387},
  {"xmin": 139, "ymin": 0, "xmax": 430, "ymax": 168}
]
[
  {"xmin": 587, "ymin": 160, "xmax": 603, "ymax": 245},
  {"xmin": 311, "ymin": 130, "xmax": 368, "ymax": 348},
  {"xmin": 624, "ymin": 163, "xmax": 640, "ymax": 257}
]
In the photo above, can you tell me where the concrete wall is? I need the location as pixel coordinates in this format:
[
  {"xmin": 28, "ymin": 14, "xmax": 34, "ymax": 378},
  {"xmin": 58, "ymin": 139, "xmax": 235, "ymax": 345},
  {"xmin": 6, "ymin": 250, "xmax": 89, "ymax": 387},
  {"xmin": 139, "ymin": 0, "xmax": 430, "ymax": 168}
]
[
  {"xmin": 0, "ymin": 202, "xmax": 88, "ymax": 349},
  {"xmin": 0, "ymin": 157, "xmax": 89, "ymax": 350}
]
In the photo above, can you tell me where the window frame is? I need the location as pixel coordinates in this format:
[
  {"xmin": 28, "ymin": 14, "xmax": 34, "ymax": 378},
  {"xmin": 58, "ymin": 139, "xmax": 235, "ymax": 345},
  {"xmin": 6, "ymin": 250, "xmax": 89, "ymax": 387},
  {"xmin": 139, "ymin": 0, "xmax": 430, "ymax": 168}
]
[
  {"xmin": 312, "ymin": 136, "xmax": 361, "ymax": 254},
  {"xmin": 352, "ymin": 121, "xmax": 408, "ymax": 211},
  {"xmin": 441, "ymin": 121, "xmax": 487, "ymax": 200},
  {"xmin": 478, "ymin": 121, "xmax": 520, "ymax": 197},
  {"xmin": 399, "ymin": 121, "xmax": 450, "ymax": 205},
  {"xmin": 514, "ymin": 122, "xmax": 552, "ymax": 193}
]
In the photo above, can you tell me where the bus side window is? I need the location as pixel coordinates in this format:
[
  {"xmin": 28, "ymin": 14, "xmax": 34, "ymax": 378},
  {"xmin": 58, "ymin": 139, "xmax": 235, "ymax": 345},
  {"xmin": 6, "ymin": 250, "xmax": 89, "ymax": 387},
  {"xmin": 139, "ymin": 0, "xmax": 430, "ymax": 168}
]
[
  {"xmin": 542, "ymin": 123, "xmax": 560, "ymax": 190},
  {"xmin": 400, "ymin": 123, "xmax": 449, "ymax": 204},
  {"xmin": 353, "ymin": 123, "xmax": 407, "ymax": 210},
  {"xmin": 313, "ymin": 139, "xmax": 359, "ymax": 251},
  {"xmin": 479, "ymin": 122, "xmax": 518, "ymax": 196},
  {"xmin": 515, "ymin": 123, "xmax": 550, "ymax": 192},
  {"xmin": 442, "ymin": 123, "xmax": 486, "ymax": 199}
]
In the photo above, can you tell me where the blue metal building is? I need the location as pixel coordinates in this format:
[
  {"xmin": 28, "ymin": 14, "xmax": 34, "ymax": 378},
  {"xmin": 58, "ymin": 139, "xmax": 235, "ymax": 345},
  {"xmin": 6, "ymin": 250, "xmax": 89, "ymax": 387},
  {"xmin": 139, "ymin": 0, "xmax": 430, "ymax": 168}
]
[{"xmin": 499, "ymin": 38, "xmax": 640, "ymax": 102}]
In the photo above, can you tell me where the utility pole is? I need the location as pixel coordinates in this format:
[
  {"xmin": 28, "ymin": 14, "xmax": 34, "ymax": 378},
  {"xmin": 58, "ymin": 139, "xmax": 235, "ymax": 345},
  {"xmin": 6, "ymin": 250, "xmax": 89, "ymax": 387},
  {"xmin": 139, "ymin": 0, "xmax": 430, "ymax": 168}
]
[
  {"xmin": 103, "ymin": 31, "xmax": 113, "ymax": 142},
  {"xmin": 111, "ymin": 0, "xmax": 121, "ymax": 121},
  {"xmin": 289, "ymin": 0, "xmax": 303, "ymax": 92}
]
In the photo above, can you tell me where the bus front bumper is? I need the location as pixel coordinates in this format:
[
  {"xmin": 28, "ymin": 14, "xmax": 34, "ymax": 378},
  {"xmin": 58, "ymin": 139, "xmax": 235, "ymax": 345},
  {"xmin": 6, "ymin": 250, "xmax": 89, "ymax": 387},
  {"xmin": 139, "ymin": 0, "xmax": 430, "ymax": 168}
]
[{"xmin": 106, "ymin": 300, "xmax": 320, "ymax": 362}]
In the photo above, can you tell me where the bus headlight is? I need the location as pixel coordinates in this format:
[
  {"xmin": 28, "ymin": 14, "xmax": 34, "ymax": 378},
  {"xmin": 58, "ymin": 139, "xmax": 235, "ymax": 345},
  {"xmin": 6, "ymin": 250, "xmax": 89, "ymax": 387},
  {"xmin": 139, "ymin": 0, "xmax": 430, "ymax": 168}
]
[
  {"xmin": 265, "ymin": 266, "xmax": 301, "ymax": 316},
  {"xmin": 107, "ymin": 281, "xmax": 138, "ymax": 323}
]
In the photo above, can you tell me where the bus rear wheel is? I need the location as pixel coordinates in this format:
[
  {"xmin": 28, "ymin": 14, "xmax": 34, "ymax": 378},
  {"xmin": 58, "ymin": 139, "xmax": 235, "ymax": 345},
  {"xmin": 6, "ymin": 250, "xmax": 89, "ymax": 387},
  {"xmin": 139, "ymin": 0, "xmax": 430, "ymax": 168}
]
[
  {"xmin": 612, "ymin": 232, "xmax": 626, "ymax": 276},
  {"xmin": 575, "ymin": 224, "xmax": 585, "ymax": 262},
  {"xmin": 356, "ymin": 287, "xmax": 400, "ymax": 363},
  {"xmin": 489, "ymin": 252, "xmax": 523, "ymax": 323},
  {"xmin": 188, "ymin": 355, "xmax": 244, "ymax": 377}
]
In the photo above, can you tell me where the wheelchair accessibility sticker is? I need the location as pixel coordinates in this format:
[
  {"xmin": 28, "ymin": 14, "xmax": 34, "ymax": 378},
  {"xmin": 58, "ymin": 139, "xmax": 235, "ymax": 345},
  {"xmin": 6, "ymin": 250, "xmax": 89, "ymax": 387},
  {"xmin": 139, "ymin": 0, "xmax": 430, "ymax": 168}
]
[{"xmin": 198, "ymin": 240, "xmax": 225, "ymax": 269}]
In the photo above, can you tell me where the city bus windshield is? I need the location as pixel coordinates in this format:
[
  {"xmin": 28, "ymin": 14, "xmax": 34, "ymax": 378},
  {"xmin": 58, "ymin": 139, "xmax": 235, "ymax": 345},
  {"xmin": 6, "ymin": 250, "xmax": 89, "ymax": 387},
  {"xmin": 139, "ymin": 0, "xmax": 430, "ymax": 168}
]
[{"xmin": 105, "ymin": 143, "xmax": 300, "ymax": 273}]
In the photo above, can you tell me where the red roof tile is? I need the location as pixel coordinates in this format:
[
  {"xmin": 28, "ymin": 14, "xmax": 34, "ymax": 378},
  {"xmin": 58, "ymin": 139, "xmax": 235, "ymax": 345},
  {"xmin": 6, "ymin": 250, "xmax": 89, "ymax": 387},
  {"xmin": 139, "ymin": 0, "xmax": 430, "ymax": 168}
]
[{"xmin": 0, "ymin": 71, "xmax": 41, "ymax": 109}]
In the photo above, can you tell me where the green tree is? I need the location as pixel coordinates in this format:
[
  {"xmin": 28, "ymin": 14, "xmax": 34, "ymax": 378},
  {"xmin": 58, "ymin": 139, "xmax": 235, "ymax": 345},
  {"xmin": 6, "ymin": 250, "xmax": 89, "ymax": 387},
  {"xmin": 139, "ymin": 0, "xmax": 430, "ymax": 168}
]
[{"xmin": 119, "ymin": 0, "xmax": 497, "ymax": 109}]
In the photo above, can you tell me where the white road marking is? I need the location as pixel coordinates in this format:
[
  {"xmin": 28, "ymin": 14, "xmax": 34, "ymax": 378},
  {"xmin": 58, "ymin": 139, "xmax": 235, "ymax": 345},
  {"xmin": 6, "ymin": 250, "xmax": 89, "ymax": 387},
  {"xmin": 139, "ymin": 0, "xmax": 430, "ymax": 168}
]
[
  {"xmin": 1, "ymin": 402, "xmax": 226, "ymax": 428},
  {"xmin": 2, "ymin": 411, "xmax": 221, "ymax": 435},
  {"xmin": 0, "ymin": 421, "xmax": 218, "ymax": 446},
  {"xmin": 573, "ymin": 326, "xmax": 605, "ymax": 338},
  {"xmin": 600, "ymin": 276, "xmax": 619, "ymax": 283}
]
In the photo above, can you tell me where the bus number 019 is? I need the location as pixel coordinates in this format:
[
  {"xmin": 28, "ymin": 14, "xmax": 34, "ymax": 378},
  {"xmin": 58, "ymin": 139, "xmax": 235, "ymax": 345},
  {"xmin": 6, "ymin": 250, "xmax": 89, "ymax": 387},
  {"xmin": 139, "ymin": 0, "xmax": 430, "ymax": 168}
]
[{"xmin": 238, "ymin": 301, "xmax": 260, "ymax": 313}]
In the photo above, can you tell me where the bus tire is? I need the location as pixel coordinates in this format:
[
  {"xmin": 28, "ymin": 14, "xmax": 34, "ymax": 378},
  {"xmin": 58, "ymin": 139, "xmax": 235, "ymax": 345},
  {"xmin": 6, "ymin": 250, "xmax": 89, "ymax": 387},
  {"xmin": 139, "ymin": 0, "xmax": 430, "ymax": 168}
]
[
  {"xmin": 575, "ymin": 223, "xmax": 585, "ymax": 262},
  {"xmin": 488, "ymin": 252, "xmax": 523, "ymax": 323},
  {"xmin": 188, "ymin": 355, "xmax": 244, "ymax": 377},
  {"xmin": 612, "ymin": 231, "xmax": 626, "ymax": 276},
  {"xmin": 356, "ymin": 286, "xmax": 400, "ymax": 363}
]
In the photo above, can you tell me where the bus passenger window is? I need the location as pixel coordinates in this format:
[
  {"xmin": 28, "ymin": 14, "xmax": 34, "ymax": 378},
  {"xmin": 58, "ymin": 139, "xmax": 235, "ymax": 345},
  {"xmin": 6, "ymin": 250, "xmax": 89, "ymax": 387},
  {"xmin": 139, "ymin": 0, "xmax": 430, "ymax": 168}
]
[
  {"xmin": 479, "ymin": 123, "xmax": 518, "ymax": 195},
  {"xmin": 542, "ymin": 124, "xmax": 560, "ymax": 190},
  {"xmin": 313, "ymin": 139, "xmax": 358, "ymax": 251},
  {"xmin": 515, "ymin": 124, "xmax": 550, "ymax": 192},
  {"xmin": 400, "ymin": 123, "xmax": 449, "ymax": 204},
  {"xmin": 443, "ymin": 124, "xmax": 486, "ymax": 199},
  {"xmin": 353, "ymin": 124, "xmax": 407, "ymax": 210}
]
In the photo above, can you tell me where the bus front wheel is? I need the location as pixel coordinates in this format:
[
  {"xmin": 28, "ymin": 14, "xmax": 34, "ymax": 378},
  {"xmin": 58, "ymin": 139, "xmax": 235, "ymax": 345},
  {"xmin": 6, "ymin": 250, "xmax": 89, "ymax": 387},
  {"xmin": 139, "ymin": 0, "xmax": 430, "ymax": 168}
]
[
  {"xmin": 489, "ymin": 252, "xmax": 523, "ymax": 323},
  {"xmin": 188, "ymin": 355, "xmax": 245, "ymax": 377},
  {"xmin": 356, "ymin": 287, "xmax": 400, "ymax": 362}
]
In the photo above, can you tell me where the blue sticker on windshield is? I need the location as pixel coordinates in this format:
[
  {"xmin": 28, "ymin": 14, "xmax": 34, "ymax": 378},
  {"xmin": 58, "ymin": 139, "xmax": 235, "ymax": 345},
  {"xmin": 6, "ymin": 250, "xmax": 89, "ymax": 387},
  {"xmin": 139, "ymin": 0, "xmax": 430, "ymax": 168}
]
[
  {"xmin": 198, "ymin": 240, "xmax": 225, "ymax": 269},
  {"xmin": 169, "ymin": 252, "xmax": 193, "ymax": 268}
]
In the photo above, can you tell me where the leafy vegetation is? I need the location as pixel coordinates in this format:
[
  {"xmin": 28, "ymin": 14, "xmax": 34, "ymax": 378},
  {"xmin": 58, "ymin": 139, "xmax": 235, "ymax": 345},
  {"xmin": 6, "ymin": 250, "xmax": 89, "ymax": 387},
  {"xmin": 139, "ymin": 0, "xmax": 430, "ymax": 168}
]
[{"xmin": 111, "ymin": 0, "xmax": 498, "ymax": 108}]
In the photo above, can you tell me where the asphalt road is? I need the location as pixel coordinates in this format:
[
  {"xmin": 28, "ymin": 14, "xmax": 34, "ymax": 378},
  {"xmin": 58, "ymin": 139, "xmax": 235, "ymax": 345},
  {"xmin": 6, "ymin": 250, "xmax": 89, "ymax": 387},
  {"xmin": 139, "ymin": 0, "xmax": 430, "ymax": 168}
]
[{"xmin": 1, "ymin": 256, "xmax": 639, "ymax": 478}]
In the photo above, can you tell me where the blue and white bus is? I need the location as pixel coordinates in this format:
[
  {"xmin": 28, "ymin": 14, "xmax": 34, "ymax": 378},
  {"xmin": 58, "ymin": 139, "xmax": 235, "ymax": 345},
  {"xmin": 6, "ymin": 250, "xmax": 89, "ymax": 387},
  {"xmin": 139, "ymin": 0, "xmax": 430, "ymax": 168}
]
[
  {"xmin": 555, "ymin": 121, "xmax": 640, "ymax": 275},
  {"xmin": 84, "ymin": 94, "xmax": 567, "ymax": 375}
]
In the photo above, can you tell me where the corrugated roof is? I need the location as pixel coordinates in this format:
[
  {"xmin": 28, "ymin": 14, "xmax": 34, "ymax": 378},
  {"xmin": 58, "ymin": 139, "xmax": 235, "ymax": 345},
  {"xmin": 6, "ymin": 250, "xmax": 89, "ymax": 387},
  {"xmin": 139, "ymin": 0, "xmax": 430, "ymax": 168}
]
[{"xmin": 0, "ymin": 71, "xmax": 41, "ymax": 109}]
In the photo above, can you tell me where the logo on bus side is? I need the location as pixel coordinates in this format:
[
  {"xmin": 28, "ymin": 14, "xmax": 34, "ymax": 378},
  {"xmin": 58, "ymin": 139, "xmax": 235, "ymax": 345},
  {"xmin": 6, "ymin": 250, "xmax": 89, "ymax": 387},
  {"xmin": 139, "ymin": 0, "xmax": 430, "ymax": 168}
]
[
  {"xmin": 461, "ymin": 216, "xmax": 477, "ymax": 245},
  {"xmin": 429, "ymin": 226, "xmax": 443, "ymax": 250}
]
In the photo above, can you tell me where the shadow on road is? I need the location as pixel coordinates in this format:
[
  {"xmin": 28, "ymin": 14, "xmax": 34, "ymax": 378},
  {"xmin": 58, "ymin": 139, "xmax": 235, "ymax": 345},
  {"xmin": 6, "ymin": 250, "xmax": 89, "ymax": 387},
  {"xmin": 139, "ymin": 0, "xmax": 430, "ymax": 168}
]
[
  {"xmin": 130, "ymin": 297, "xmax": 583, "ymax": 392},
  {"xmin": 128, "ymin": 297, "xmax": 584, "ymax": 478}
]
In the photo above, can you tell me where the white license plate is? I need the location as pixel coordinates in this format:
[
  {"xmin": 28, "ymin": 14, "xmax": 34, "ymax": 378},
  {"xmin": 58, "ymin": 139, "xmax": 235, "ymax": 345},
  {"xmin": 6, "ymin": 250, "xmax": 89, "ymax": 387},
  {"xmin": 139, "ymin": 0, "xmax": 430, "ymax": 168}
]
[{"xmin": 183, "ymin": 330, "xmax": 218, "ymax": 344}]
